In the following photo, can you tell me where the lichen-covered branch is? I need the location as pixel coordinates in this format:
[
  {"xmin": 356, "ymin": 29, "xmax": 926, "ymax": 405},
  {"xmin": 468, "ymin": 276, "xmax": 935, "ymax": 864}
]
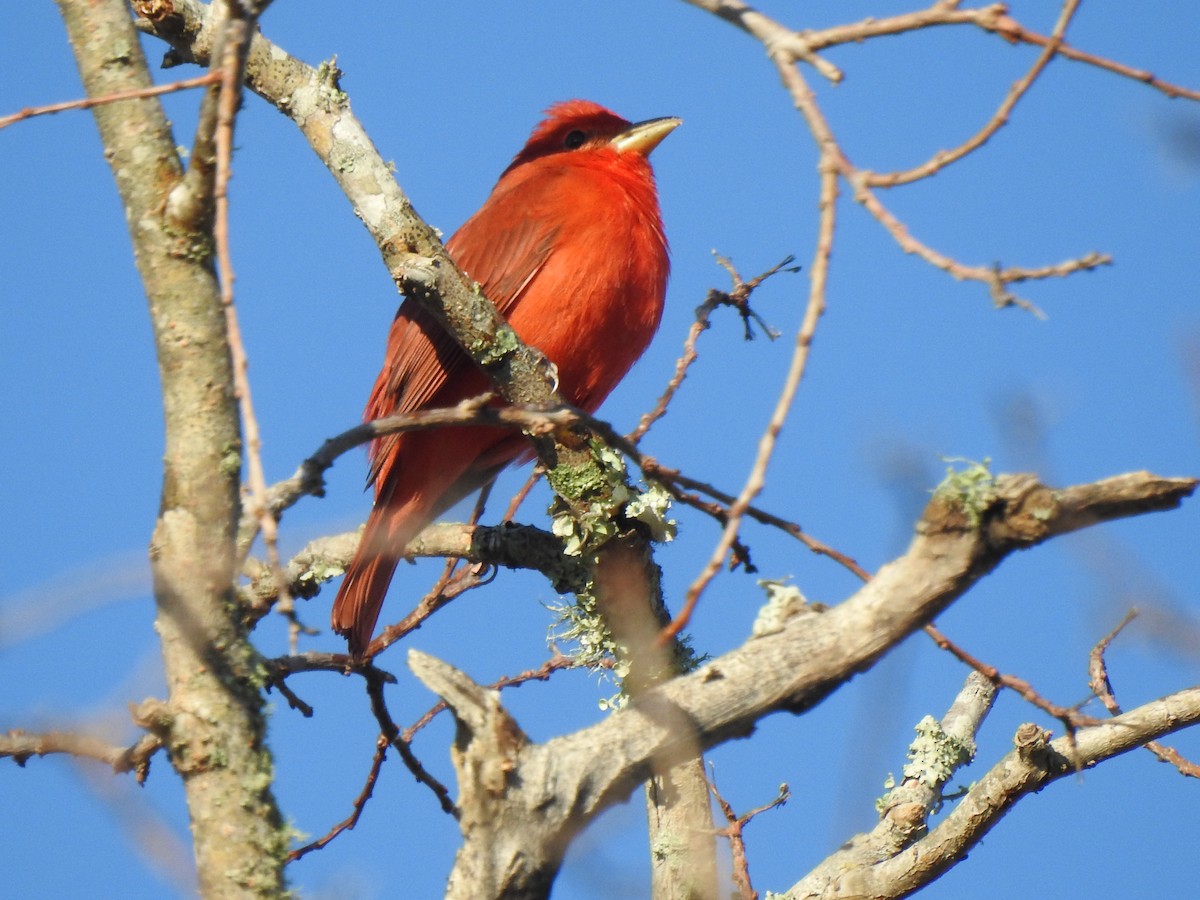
[
  {"xmin": 786, "ymin": 686, "xmax": 1200, "ymax": 899},
  {"xmin": 134, "ymin": 0, "xmax": 561, "ymax": 421},
  {"xmin": 788, "ymin": 672, "xmax": 997, "ymax": 897}
]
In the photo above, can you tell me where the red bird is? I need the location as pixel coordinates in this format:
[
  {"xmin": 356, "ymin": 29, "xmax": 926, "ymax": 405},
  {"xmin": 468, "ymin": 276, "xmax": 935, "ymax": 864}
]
[{"xmin": 332, "ymin": 100, "xmax": 679, "ymax": 657}]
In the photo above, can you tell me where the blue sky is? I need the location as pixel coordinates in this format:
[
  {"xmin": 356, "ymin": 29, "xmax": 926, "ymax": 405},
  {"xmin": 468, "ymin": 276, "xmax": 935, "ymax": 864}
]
[{"xmin": 3, "ymin": 2, "xmax": 1198, "ymax": 898}]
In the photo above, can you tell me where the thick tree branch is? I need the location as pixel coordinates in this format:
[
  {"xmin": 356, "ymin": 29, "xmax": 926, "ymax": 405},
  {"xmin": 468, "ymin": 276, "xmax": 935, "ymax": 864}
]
[
  {"xmin": 410, "ymin": 470, "xmax": 1195, "ymax": 898},
  {"xmin": 57, "ymin": 0, "xmax": 289, "ymax": 894},
  {"xmin": 135, "ymin": 0, "xmax": 561, "ymax": 427},
  {"xmin": 241, "ymin": 520, "xmax": 585, "ymax": 621}
]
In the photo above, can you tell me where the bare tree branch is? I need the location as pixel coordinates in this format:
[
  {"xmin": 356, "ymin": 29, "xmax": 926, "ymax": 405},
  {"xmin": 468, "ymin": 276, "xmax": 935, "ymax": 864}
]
[
  {"xmin": 0, "ymin": 72, "xmax": 220, "ymax": 131},
  {"xmin": 2, "ymin": 729, "xmax": 163, "ymax": 783},
  {"xmin": 1089, "ymin": 610, "xmax": 1200, "ymax": 779},
  {"xmin": 689, "ymin": 0, "xmax": 1120, "ymax": 310}
]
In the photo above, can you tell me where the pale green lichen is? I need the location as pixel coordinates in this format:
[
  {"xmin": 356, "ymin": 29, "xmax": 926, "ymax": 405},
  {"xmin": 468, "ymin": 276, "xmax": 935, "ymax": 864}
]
[
  {"xmin": 546, "ymin": 449, "xmax": 692, "ymax": 706},
  {"xmin": 932, "ymin": 457, "xmax": 997, "ymax": 528},
  {"xmin": 546, "ymin": 459, "xmax": 610, "ymax": 507},
  {"xmin": 875, "ymin": 715, "xmax": 976, "ymax": 813},
  {"xmin": 550, "ymin": 503, "xmax": 617, "ymax": 557},
  {"xmin": 219, "ymin": 441, "xmax": 243, "ymax": 478},
  {"xmin": 295, "ymin": 559, "xmax": 346, "ymax": 589},
  {"xmin": 547, "ymin": 446, "xmax": 638, "ymax": 556},
  {"xmin": 625, "ymin": 481, "xmax": 677, "ymax": 543},
  {"xmin": 902, "ymin": 715, "xmax": 975, "ymax": 787},
  {"xmin": 314, "ymin": 58, "xmax": 348, "ymax": 107},
  {"xmin": 752, "ymin": 578, "xmax": 815, "ymax": 637},
  {"xmin": 650, "ymin": 827, "xmax": 687, "ymax": 862},
  {"xmin": 473, "ymin": 320, "xmax": 521, "ymax": 366}
]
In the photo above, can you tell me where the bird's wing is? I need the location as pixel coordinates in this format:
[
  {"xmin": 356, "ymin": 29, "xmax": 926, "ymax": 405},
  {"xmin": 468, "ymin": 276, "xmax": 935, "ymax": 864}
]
[{"xmin": 364, "ymin": 188, "xmax": 559, "ymax": 480}]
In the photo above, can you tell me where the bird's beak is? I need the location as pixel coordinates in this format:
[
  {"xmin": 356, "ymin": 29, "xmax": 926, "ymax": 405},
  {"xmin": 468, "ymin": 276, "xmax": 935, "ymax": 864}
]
[{"xmin": 611, "ymin": 116, "xmax": 682, "ymax": 157}]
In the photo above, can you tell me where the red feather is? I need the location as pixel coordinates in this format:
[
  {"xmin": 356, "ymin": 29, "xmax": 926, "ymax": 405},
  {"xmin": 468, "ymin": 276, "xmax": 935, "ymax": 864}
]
[{"xmin": 331, "ymin": 100, "xmax": 677, "ymax": 656}]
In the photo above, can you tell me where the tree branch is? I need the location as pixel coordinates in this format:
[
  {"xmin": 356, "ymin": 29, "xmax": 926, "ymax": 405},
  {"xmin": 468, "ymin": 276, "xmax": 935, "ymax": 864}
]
[
  {"xmin": 2, "ymin": 729, "xmax": 163, "ymax": 784},
  {"xmin": 57, "ymin": 0, "xmax": 289, "ymax": 893},
  {"xmin": 790, "ymin": 671, "xmax": 996, "ymax": 896},
  {"xmin": 409, "ymin": 470, "xmax": 1195, "ymax": 898},
  {"xmin": 790, "ymin": 687, "xmax": 1200, "ymax": 899}
]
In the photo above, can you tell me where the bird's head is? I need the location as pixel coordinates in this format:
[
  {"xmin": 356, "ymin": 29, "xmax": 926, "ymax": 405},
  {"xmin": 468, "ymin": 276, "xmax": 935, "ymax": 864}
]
[{"xmin": 502, "ymin": 99, "xmax": 680, "ymax": 176}]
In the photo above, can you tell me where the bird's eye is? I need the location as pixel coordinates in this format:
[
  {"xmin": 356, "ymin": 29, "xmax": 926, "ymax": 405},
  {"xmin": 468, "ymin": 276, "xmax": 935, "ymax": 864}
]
[{"xmin": 563, "ymin": 129, "xmax": 588, "ymax": 150}]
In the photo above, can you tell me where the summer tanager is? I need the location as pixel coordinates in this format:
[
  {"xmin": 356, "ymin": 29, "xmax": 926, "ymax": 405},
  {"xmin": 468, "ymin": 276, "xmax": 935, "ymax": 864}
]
[{"xmin": 331, "ymin": 100, "xmax": 679, "ymax": 657}]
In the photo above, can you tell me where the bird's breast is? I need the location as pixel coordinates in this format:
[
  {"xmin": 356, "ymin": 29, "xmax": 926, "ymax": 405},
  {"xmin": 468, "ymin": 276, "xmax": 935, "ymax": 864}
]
[{"xmin": 507, "ymin": 177, "xmax": 667, "ymax": 410}]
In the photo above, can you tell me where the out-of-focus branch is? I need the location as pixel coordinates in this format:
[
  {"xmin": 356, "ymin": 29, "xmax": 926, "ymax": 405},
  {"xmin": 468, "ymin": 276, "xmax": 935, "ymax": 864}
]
[
  {"xmin": 2, "ymin": 729, "xmax": 163, "ymax": 783},
  {"xmin": 56, "ymin": 0, "xmax": 289, "ymax": 894}
]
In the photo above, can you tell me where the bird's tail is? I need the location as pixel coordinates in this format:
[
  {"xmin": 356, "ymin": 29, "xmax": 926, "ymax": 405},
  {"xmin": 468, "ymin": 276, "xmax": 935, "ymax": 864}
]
[
  {"xmin": 331, "ymin": 500, "xmax": 424, "ymax": 659},
  {"xmin": 330, "ymin": 425, "xmax": 515, "ymax": 658}
]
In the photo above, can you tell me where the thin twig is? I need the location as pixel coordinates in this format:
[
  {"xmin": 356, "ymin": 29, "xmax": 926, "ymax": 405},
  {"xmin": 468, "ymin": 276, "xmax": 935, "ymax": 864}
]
[
  {"xmin": 260, "ymin": 395, "xmax": 867, "ymax": 587},
  {"xmin": 641, "ymin": 459, "xmax": 872, "ymax": 580},
  {"xmin": 629, "ymin": 255, "xmax": 792, "ymax": 444},
  {"xmin": 924, "ymin": 622, "xmax": 1098, "ymax": 735},
  {"xmin": 659, "ymin": 159, "xmax": 838, "ymax": 645},
  {"xmin": 978, "ymin": 11, "xmax": 1200, "ymax": 103},
  {"xmin": 0, "ymin": 73, "xmax": 221, "ymax": 131},
  {"xmin": 502, "ymin": 469, "xmax": 544, "ymax": 522},
  {"xmin": 707, "ymin": 768, "xmax": 790, "ymax": 900},
  {"xmin": 204, "ymin": 17, "xmax": 297, "ymax": 646},
  {"xmin": 364, "ymin": 667, "xmax": 458, "ymax": 816},
  {"xmin": 712, "ymin": 0, "xmax": 1118, "ymax": 313},
  {"xmin": 864, "ymin": 0, "xmax": 1081, "ymax": 187},
  {"xmin": 364, "ymin": 561, "xmax": 489, "ymax": 661},
  {"xmin": 1088, "ymin": 609, "xmax": 1200, "ymax": 778},
  {"xmin": 286, "ymin": 734, "xmax": 390, "ymax": 862}
]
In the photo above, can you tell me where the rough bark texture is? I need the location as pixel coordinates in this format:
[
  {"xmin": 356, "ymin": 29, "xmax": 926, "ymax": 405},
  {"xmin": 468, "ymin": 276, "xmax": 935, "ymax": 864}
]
[
  {"xmin": 57, "ymin": 1, "xmax": 288, "ymax": 895},
  {"xmin": 411, "ymin": 471, "xmax": 1196, "ymax": 898}
]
